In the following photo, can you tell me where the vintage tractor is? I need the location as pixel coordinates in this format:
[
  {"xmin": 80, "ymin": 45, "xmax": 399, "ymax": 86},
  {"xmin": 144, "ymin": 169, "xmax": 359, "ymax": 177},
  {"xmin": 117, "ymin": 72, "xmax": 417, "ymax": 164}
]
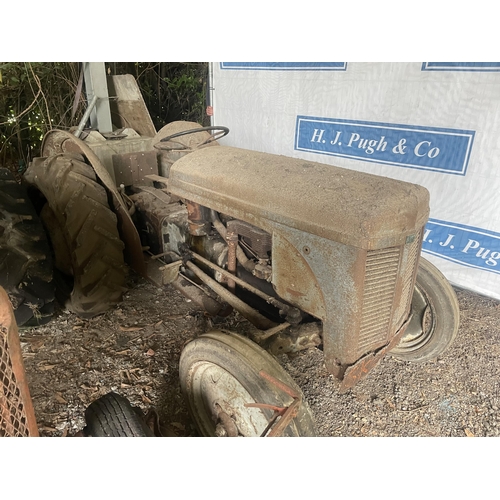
[{"xmin": 16, "ymin": 76, "xmax": 460, "ymax": 436}]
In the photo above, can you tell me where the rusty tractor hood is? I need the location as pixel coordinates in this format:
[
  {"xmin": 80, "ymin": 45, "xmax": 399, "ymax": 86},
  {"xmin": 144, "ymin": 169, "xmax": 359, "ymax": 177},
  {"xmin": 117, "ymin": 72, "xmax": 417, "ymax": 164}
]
[{"xmin": 168, "ymin": 147, "xmax": 429, "ymax": 249}]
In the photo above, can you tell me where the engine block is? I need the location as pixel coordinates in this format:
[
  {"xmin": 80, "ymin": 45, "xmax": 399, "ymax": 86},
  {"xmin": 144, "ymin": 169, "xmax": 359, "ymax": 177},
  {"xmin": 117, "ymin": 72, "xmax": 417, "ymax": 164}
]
[{"xmin": 168, "ymin": 146, "xmax": 429, "ymax": 383}]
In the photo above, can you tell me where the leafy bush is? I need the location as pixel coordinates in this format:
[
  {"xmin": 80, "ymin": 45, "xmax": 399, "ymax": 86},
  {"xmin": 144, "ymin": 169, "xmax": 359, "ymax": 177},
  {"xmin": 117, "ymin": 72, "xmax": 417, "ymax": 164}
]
[
  {"xmin": 106, "ymin": 62, "xmax": 208, "ymax": 130},
  {"xmin": 0, "ymin": 62, "xmax": 83, "ymax": 171},
  {"xmin": 0, "ymin": 62, "xmax": 208, "ymax": 171}
]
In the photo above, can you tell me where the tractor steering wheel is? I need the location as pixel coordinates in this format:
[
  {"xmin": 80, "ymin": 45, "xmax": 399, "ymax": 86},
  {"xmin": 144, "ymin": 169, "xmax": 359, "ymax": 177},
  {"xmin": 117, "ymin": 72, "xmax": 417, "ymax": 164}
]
[{"xmin": 155, "ymin": 126, "xmax": 229, "ymax": 151}]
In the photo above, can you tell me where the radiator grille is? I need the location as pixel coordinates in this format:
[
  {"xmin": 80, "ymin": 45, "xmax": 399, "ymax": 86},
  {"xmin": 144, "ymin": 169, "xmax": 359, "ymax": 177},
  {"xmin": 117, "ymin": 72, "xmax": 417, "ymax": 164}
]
[
  {"xmin": 394, "ymin": 230, "xmax": 423, "ymax": 327},
  {"xmin": 358, "ymin": 247, "xmax": 401, "ymax": 354},
  {"xmin": 0, "ymin": 326, "xmax": 31, "ymax": 436}
]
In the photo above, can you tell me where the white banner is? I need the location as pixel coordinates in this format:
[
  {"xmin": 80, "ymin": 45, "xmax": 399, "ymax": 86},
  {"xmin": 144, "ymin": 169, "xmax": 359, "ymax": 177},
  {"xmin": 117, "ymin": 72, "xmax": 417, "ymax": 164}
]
[{"xmin": 211, "ymin": 62, "xmax": 500, "ymax": 300}]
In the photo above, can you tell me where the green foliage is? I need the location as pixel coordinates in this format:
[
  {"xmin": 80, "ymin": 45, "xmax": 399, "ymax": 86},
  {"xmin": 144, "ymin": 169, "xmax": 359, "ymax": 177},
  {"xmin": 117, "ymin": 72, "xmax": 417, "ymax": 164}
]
[
  {"xmin": 0, "ymin": 62, "xmax": 209, "ymax": 170},
  {"xmin": 0, "ymin": 62, "xmax": 83, "ymax": 171},
  {"xmin": 106, "ymin": 62, "xmax": 208, "ymax": 130}
]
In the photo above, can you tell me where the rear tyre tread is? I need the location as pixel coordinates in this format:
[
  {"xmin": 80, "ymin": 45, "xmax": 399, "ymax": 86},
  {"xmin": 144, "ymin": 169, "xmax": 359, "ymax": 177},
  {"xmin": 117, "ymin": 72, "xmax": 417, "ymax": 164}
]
[
  {"xmin": 0, "ymin": 167, "xmax": 54, "ymax": 327},
  {"xmin": 24, "ymin": 154, "xmax": 127, "ymax": 318}
]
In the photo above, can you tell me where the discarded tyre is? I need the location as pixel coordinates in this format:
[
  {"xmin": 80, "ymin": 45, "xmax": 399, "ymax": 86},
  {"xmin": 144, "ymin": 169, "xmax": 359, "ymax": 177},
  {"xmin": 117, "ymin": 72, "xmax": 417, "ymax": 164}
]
[
  {"xmin": 84, "ymin": 392, "xmax": 154, "ymax": 437},
  {"xmin": 0, "ymin": 168, "xmax": 54, "ymax": 327},
  {"xmin": 24, "ymin": 154, "xmax": 127, "ymax": 318}
]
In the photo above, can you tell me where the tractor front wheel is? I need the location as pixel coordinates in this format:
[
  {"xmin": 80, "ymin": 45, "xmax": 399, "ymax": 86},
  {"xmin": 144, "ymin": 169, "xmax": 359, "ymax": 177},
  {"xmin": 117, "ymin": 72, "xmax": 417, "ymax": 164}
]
[
  {"xmin": 391, "ymin": 257, "xmax": 460, "ymax": 362},
  {"xmin": 179, "ymin": 330, "xmax": 316, "ymax": 437}
]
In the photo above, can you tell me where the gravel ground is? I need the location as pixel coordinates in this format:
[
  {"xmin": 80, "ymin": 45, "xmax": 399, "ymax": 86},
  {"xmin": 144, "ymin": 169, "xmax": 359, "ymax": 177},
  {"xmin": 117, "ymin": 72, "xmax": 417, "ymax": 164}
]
[
  {"xmin": 20, "ymin": 274, "xmax": 500, "ymax": 437},
  {"xmin": 285, "ymin": 286, "xmax": 500, "ymax": 437}
]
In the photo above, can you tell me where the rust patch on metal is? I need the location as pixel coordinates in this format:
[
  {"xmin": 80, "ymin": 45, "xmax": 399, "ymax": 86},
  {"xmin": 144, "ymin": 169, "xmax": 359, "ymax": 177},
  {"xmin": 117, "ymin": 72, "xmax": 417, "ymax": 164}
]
[
  {"xmin": 259, "ymin": 370, "xmax": 298, "ymax": 399},
  {"xmin": 286, "ymin": 288, "xmax": 306, "ymax": 298},
  {"xmin": 226, "ymin": 231, "xmax": 238, "ymax": 293},
  {"xmin": 261, "ymin": 322, "xmax": 323, "ymax": 355},
  {"xmin": 214, "ymin": 403, "xmax": 239, "ymax": 437},
  {"xmin": 339, "ymin": 314, "xmax": 412, "ymax": 392},
  {"xmin": 0, "ymin": 287, "xmax": 39, "ymax": 436},
  {"xmin": 244, "ymin": 370, "xmax": 301, "ymax": 437},
  {"xmin": 186, "ymin": 201, "xmax": 212, "ymax": 236},
  {"xmin": 272, "ymin": 232, "xmax": 327, "ymax": 320}
]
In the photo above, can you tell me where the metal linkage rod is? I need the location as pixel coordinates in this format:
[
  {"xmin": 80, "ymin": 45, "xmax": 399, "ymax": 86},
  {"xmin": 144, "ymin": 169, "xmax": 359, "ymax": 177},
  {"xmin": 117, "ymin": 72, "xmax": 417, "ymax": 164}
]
[
  {"xmin": 189, "ymin": 251, "xmax": 301, "ymax": 321},
  {"xmin": 184, "ymin": 260, "xmax": 276, "ymax": 330},
  {"xmin": 73, "ymin": 95, "xmax": 98, "ymax": 138}
]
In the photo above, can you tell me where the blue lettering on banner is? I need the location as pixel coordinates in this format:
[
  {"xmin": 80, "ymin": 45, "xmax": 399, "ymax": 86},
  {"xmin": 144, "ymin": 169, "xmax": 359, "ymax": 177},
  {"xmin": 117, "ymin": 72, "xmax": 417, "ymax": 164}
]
[
  {"xmin": 422, "ymin": 62, "xmax": 500, "ymax": 72},
  {"xmin": 294, "ymin": 116, "xmax": 475, "ymax": 175},
  {"xmin": 423, "ymin": 219, "xmax": 500, "ymax": 275},
  {"xmin": 220, "ymin": 62, "xmax": 347, "ymax": 71}
]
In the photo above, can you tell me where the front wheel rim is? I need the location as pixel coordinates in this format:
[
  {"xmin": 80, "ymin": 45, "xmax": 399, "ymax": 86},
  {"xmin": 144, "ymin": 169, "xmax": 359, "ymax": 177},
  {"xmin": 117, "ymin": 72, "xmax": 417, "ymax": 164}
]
[
  {"xmin": 190, "ymin": 361, "xmax": 270, "ymax": 437},
  {"xmin": 392, "ymin": 284, "xmax": 436, "ymax": 354}
]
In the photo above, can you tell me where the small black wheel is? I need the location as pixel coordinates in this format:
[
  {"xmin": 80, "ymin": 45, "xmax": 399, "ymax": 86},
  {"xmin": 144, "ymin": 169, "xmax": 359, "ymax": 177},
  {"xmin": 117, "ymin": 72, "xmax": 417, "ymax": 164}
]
[
  {"xmin": 179, "ymin": 330, "xmax": 316, "ymax": 437},
  {"xmin": 84, "ymin": 392, "xmax": 154, "ymax": 437},
  {"xmin": 391, "ymin": 257, "xmax": 460, "ymax": 362},
  {"xmin": 0, "ymin": 168, "xmax": 54, "ymax": 327}
]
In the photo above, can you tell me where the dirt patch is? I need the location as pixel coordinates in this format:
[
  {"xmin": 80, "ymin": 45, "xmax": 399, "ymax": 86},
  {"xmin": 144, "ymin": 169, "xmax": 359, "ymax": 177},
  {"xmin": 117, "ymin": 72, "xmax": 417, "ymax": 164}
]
[{"xmin": 20, "ymin": 274, "xmax": 500, "ymax": 437}]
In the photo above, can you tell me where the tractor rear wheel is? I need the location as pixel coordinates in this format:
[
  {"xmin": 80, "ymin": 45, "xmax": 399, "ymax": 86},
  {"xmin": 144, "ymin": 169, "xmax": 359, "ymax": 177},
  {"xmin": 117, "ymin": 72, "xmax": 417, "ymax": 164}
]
[
  {"xmin": 0, "ymin": 168, "xmax": 54, "ymax": 327},
  {"xmin": 24, "ymin": 154, "xmax": 127, "ymax": 318}
]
